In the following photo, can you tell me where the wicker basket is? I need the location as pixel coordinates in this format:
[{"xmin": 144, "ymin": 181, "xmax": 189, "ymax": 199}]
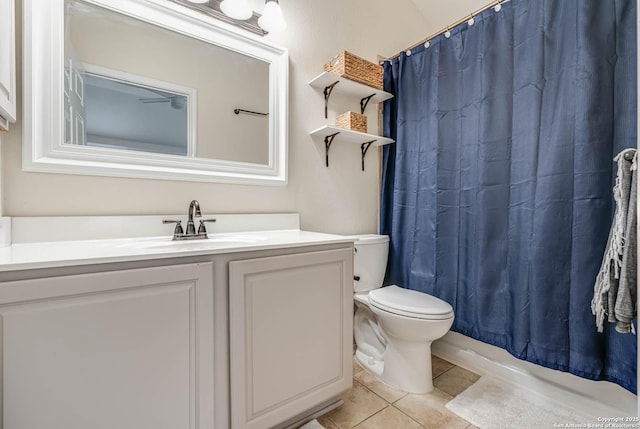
[
  {"xmin": 335, "ymin": 111, "xmax": 367, "ymax": 133},
  {"xmin": 324, "ymin": 51, "xmax": 383, "ymax": 90}
]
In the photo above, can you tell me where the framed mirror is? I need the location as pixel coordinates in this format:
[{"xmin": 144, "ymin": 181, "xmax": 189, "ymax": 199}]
[{"xmin": 23, "ymin": 0, "xmax": 288, "ymax": 185}]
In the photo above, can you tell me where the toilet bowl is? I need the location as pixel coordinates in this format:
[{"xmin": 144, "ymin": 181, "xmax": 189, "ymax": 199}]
[{"xmin": 351, "ymin": 234, "xmax": 454, "ymax": 393}]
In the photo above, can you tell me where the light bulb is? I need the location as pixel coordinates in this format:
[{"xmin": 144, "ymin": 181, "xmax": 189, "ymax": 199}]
[
  {"xmin": 258, "ymin": 0, "xmax": 287, "ymax": 33},
  {"xmin": 220, "ymin": 0, "xmax": 252, "ymax": 20}
]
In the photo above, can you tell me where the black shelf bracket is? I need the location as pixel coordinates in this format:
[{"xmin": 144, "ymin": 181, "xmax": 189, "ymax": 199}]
[
  {"xmin": 323, "ymin": 81, "xmax": 340, "ymax": 119},
  {"xmin": 360, "ymin": 140, "xmax": 376, "ymax": 171},
  {"xmin": 324, "ymin": 132, "xmax": 340, "ymax": 167},
  {"xmin": 360, "ymin": 93, "xmax": 376, "ymax": 114}
]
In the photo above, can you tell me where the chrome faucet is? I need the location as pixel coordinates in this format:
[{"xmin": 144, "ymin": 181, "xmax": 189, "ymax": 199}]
[
  {"xmin": 186, "ymin": 200, "xmax": 202, "ymax": 235},
  {"xmin": 163, "ymin": 200, "xmax": 216, "ymax": 240}
]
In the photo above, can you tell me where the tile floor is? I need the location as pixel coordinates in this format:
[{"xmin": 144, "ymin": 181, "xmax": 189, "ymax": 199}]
[{"xmin": 317, "ymin": 356, "xmax": 480, "ymax": 429}]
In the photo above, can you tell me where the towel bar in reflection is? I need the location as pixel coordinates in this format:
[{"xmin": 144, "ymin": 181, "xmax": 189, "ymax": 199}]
[{"xmin": 234, "ymin": 108, "xmax": 269, "ymax": 117}]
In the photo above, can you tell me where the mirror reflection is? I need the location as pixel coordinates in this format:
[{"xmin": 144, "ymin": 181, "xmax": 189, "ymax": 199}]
[
  {"xmin": 64, "ymin": 0, "xmax": 271, "ymax": 165},
  {"xmin": 68, "ymin": 68, "xmax": 192, "ymax": 155}
]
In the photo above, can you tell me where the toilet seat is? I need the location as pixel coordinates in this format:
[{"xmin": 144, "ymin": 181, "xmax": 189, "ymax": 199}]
[{"xmin": 368, "ymin": 285, "xmax": 454, "ymax": 320}]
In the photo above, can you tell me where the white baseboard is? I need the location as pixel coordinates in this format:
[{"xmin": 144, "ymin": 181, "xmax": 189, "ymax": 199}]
[{"xmin": 432, "ymin": 332, "xmax": 637, "ymax": 419}]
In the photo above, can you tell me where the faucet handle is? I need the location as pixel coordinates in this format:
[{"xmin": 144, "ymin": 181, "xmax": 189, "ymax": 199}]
[
  {"xmin": 197, "ymin": 218, "xmax": 217, "ymax": 235},
  {"xmin": 163, "ymin": 220, "xmax": 184, "ymax": 237}
]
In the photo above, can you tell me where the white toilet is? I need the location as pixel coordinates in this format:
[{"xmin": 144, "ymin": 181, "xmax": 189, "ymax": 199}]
[{"xmin": 352, "ymin": 234, "xmax": 454, "ymax": 394}]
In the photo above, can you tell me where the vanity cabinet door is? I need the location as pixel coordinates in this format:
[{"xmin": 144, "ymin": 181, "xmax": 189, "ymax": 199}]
[
  {"xmin": 0, "ymin": 0, "xmax": 16, "ymax": 130},
  {"xmin": 229, "ymin": 248, "xmax": 353, "ymax": 429},
  {"xmin": 0, "ymin": 263, "xmax": 214, "ymax": 429}
]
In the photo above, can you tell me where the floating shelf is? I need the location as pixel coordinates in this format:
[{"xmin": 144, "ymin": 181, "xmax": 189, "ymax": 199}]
[
  {"xmin": 309, "ymin": 125, "xmax": 395, "ymax": 171},
  {"xmin": 309, "ymin": 72, "xmax": 394, "ymax": 118}
]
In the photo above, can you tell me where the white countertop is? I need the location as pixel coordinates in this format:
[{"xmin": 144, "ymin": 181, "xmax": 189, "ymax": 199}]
[{"xmin": 0, "ymin": 229, "xmax": 355, "ymax": 273}]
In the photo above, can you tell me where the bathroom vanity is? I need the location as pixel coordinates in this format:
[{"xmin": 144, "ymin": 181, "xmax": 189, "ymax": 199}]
[
  {"xmin": 11, "ymin": 0, "xmax": 351, "ymax": 425},
  {"xmin": 0, "ymin": 214, "xmax": 354, "ymax": 429}
]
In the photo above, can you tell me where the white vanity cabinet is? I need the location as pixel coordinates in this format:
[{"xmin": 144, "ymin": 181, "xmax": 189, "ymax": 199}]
[
  {"xmin": 0, "ymin": 0, "xmax": 16, "ymax": 130},
  {"xmin": 0, "ymin": 235, "xmax": 354, "ymax": 429},
  {"xmin": 0, "ymin": 262, "xmax": 215, "ymax": 429},
  {"xmin": 229, "ymin": 248, "xmax": 354, "ymax": 429}
]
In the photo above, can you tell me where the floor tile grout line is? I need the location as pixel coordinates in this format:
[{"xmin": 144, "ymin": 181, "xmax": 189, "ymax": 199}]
[
  {"xmin": 354, "ymin": 372, "xmax": 408, "ymax": 404},
  {"xmin": 353, "ymin": 377, "xmax": 453, "ymax": 428},
  {"xmin": 390, "ymin": 403, "xmax": 428, "ymax": 428},
  {"xmin": 390, "ymin": 392, "xmax": 408, "ymax": 404},
  {"xmin": 351, "ymin": 404, "xmax": 429, "ymax": 429},
  {"xmin": 339, "ymin": 380, "xmax": 390, "ymax": 428},
  {"xmin": 350, "ymin": 405, "xmax": 390, "ymax": 429},
  {"xmin": 433, "ymin": 364, "xmax": 456, "ymax": 381},
  {"xmin": 352, "ymin": 379, "xmax": 393, "ymax": 407},
  {"xmin": 329, "ymin": 357, "xmax": 477, "ymax": 429}
]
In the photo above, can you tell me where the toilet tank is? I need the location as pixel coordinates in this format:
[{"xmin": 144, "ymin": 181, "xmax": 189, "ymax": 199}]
[{"xmin": 351, "ymin": 234, "xmax": 389, "ymax": 293}]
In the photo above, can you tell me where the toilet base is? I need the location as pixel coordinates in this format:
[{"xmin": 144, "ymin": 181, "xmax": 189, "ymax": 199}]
[
  {"xmin": 380, "ymin": 338, "xmax": 434, "ymax": 393},
  {"xmin": 355, "ymin": 340, "xmax": 435, "ymax": 394}
]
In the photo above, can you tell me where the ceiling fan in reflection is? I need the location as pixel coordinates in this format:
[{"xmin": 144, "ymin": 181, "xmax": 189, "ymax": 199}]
[{"xmin": 138, "ymin": 95, "xmax": 186, "ymax": 110}]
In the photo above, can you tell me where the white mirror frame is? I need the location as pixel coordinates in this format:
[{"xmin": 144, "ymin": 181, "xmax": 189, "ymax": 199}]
[{"xmin": 23, "ymin": 0, "xmax": 288, "ymax": 185}]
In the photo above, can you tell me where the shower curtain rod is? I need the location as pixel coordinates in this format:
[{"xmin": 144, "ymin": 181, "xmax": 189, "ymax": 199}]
[{"xmin": 384, "ymin": 0, "xmax": 509, "ymax": 62}]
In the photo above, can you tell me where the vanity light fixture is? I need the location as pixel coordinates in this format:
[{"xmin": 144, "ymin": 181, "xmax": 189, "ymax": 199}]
[
  {"xmin": 220, "ymin": 0, "xmax": 253, "ymax": 20},
  {"xmin": 168, "ymin": 0, "xmax": 266, "ymax": 36},
  {"xmin": 258, "ymin": 0, "xmax": 286, "ymax": 33}
]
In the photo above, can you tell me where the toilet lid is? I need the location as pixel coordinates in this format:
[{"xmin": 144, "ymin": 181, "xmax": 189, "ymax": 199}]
[{"xmin": 368, "ymin": 285, "xmax": 454, "ymax": 320}]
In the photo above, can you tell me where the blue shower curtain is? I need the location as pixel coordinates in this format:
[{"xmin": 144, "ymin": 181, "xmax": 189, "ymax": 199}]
[{"xmin": 381, "ymin": 0, "xmax": 637, "ymax": 392}]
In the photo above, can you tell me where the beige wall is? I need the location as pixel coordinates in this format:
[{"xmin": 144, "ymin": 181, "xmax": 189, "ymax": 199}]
[
  {"xmin": 412, "ymin": 0, "xmax": 496, "ymax": 33},
  {"xmin": 3, "ymin": 0, "xmax": 433, "ymax": 234}
]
